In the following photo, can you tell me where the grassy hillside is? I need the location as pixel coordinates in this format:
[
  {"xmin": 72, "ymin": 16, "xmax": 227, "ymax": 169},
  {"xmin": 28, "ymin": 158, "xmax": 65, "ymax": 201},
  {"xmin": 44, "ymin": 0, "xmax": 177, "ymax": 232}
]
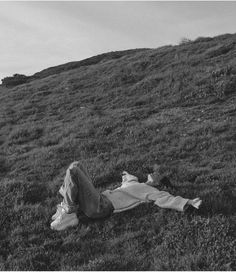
[{"xmin": 0, "ymin": 33, "xmax": 236, "ymax": 270}]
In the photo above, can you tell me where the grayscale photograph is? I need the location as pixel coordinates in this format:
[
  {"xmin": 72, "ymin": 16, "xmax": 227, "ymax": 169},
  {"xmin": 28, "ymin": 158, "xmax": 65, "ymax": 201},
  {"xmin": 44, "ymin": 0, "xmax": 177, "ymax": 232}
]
[{"xmin": 0, "ymin": 1, "xmax": 235, "ymax": 271}]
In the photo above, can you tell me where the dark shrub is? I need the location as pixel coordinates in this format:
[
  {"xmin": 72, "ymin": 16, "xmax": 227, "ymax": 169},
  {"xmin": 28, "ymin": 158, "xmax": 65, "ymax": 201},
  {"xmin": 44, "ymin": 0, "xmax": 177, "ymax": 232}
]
[
  {"xmin": 179, "ymin": 37, "xmax": 192, "ymax": 45},
  {"xmin": 2, "ymin": 74, "xmax": 28, "ymax": 87},
  {"xmin": 194, "ymin": 36, "xmax": 213, "ymax": 43}
]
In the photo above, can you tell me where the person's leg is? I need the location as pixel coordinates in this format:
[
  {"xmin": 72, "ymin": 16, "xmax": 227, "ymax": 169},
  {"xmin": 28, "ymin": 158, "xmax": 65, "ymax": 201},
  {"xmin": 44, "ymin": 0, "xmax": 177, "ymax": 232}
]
[
  {"xmin": 51, "ymin": 163, "xmax": 81, "ymax": 221},
  {"xmin": 67, "ymin": 161, "xmax": 113, "ymax": 218},
  {"xmin": 51, "ymin": 161, "xmax": 114, "ymax": 230},
  {"xmin": 58, "ymin": 161, "xmax": 80, "ymax": 213}
]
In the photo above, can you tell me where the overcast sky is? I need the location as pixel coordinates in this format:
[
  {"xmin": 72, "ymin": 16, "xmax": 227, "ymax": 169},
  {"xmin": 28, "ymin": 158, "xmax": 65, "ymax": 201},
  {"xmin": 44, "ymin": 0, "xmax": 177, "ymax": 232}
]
[{"xmin": 0, "ymin": 1, "xmax": 236, "ymax": 81}]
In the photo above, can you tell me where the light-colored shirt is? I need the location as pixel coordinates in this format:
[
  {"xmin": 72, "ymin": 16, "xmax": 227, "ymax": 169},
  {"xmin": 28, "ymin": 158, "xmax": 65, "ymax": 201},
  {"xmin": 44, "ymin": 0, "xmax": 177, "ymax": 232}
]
[{"xmin": 102, "ymin": 173, "xmax": 188, "ymax": 213}]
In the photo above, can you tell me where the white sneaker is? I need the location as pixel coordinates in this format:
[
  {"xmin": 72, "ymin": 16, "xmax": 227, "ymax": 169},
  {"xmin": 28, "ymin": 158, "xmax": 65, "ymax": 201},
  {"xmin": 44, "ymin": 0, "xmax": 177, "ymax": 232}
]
[
  {"xmin": 50, "ymin": 210, "xmax": 79, "ymax": 231},
  {"xmin": 51, "ymin": 202, "xmax": 64, "ymax": 220}
]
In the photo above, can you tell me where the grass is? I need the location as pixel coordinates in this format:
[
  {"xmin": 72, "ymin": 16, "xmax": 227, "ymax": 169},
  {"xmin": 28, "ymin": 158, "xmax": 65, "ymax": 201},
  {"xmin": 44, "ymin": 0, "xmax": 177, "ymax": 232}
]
[{"xmin": 0, "ymin": 32, "xmax": 236, "ymax": 270}]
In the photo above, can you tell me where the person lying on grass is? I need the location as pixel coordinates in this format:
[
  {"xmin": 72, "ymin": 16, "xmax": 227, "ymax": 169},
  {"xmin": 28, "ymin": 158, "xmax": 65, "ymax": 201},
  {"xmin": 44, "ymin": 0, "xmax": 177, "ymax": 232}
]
[{"xmin": 51, "ymin": 161, "xmax": 202, "ymax": 231}]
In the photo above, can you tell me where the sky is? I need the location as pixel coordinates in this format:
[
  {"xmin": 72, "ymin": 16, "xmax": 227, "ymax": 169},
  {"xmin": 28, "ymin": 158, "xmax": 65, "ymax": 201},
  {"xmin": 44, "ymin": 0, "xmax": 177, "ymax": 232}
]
[{"xmin": 0, "ymin": 1, "xmax": 236, "ymax": 81}]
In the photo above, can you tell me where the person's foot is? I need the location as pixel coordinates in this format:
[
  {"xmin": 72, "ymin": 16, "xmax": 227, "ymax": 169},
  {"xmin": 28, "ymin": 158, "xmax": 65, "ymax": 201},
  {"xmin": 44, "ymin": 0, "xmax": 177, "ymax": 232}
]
[
  {"xmin": 51, "ymin": 210, "xmax": 79, "ymax": 231},
  {"xmin": 51, "ymin": 202, "xmax": 65, "ymax": 220},
  {"xmin": 188, "ymin": 198, "xmax": 202, "ymax": 209}
]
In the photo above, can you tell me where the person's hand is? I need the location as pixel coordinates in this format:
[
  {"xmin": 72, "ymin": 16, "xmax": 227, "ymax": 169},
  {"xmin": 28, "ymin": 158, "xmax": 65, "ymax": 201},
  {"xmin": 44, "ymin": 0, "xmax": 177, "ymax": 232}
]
[{"xmin": 145, "ymin": 172, "xmax": 161, "ymax": 186}]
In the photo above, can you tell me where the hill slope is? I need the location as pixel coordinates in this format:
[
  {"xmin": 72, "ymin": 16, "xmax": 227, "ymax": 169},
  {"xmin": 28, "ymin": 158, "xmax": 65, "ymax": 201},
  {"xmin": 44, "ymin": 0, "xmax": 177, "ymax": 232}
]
[{"xmin": 0, "ymin": 33, "xmax": 236, "ymax": 270}]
